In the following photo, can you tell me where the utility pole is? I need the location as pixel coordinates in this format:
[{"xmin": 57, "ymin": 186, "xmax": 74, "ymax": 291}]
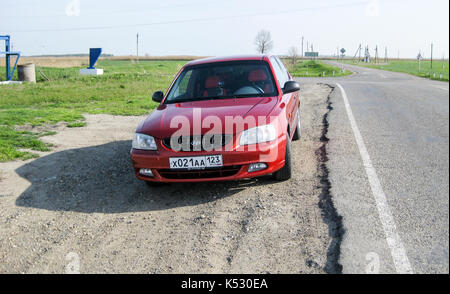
[
  {"xmin": 431, "ymin": 43, "xmax": 433, "ymax": 69},
  {"xmin": 375, "ymin": 46, "xmax": 378, "ymax": 63},
  {"xmin": 364, "ymin": 46, "xmax": 370, "ymax": 63},
  {"xmin": 359, "ymin": 44, "xmax": 362, "ymax": 61},
  {"xmin": 353, "ymin": 44, "xmax": 361, "ymax": 62},
  {"xmin": 301, "ymin": 36, "xmax": 304, "ymax": 58},
  {"xmin": 136, "ymin": 33, "xmax": 139, "ymax": 60},
  {"xmin": 385, "ymin": 46, "xmax": 388, "ymax": 63},
  {"xmin": 417, "ymin": 50, "xmax": 422, "ymax": 72},
  {"xmin": 443, "ymin": 53, "xmax": 446, "ymax": 70}
]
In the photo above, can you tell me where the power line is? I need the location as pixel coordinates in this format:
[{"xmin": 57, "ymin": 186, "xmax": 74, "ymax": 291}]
[{"xmin": 4, "ymin": 1, "xmax": 370, "ymax": 33}]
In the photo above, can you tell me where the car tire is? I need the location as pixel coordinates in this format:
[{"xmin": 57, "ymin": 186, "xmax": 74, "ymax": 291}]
[
  {"xmin": 274, "ymin": 136, "xmax": 292, "ymax": 181},
  {"xmin": 292, "ymin": 109, "xmax": 301, "ymax": 141}
]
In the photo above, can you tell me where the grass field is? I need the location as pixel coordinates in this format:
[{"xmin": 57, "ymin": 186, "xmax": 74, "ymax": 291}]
[
  {"xmin": 287, "ymin": 60, "xmax": 351, "ymax": 77},
  {"xmin": 0, "ymin": 59, "xmax": 185, "ymax": 161},
  {"xmin": 342, "ymin": 59, "xmax": 449, "ymax": 81}
]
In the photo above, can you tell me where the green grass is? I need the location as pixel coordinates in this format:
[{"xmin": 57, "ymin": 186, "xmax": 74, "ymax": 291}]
[
  {"xmin": 0, "ymin": 59, "xmax": 186, "ymax": 161},
  {"xmin": 288, "ymin": 60, "xmax": 352, "ymax": 77},
  {"xmin": 0, "ymin": 126, "xmax": 55, "ymax": 161},
  {"xmin": 342, "ymin": 59, "xmax": 449, "ymax": 81},
  {"xmin": 67, "ymin": 121, "xmax": 87, "ymax": 128}
]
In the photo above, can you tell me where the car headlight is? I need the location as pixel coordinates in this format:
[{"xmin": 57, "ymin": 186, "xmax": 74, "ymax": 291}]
[
  {"xmin": 132, "ymin": 133, "xmax": 157, "ymax": 150},
  {"xmin": 239, "ymin": 125, "xmax": 277, "ymax": 145}
]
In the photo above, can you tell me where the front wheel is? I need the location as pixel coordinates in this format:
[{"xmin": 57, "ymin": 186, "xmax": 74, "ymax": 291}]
[
  {"xmin": 292, "ymin": 108, "xmax": 301, "ymax": 141},
  {"xmin": 274, "ymin": 137, "xmax": 292, "ymax": 181}
]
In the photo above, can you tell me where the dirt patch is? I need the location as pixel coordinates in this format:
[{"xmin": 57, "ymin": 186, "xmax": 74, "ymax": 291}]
[
  {"xmin": 14, "ymin": 122, "xmax": 67, "ymax": 134},
  {"xmin": 0, "ymin": 84, "xmax": 335, "ymax": 273}
]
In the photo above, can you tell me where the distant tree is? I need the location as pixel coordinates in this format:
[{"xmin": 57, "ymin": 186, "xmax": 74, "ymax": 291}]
[
  {"xmin": 288, "ymin": 46, "xmax": 299, "ymax": 65},
  {"xmin": 254, "ymin": 30, "xmax": 273, "ymax": 54}
]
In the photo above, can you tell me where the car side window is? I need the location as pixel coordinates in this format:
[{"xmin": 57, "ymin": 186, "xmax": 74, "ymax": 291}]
[
  {"xmin": 168, "ymin": 69, "xmax": 192, "ymax": 99},
  {"xmin": 275, "ymin": 57, "xmax": 291, "ymax": 82},
  {"xmin": 270, "ymin": 56, "xmax": 288, "ymax": 89},
  {"xmin": 177, "ymin": 70, "xmax": 192, "ymax": 96}
]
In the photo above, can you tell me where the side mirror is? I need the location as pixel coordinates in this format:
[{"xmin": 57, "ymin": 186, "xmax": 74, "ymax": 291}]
[
  {"xmin": 152, "ymin": 91, "xmax": 164, "ymax": 103},
  {"xmin": 283, "ymin": 81, "xmax": 300, "ymax": 94}
]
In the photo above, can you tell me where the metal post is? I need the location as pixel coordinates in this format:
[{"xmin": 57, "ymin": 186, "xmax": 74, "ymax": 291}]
[
  {"xmin": 5, "ymin": 36, "xmax": 10, "ymax": 80},
  {"xmin": 1, "ymin": 35, "xmax": 21, "ymax": 81}
]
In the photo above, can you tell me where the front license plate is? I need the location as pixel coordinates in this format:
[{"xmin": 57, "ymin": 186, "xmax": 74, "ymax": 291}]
[{"xmin": 169, "ymin": 155, "xmax": 223, "ymax": 170}]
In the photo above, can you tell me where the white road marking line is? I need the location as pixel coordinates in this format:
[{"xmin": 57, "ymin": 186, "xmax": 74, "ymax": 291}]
[
  {"xmin": 433, "ymin": 85, "xmax": 449, "ymax": 91},
  {"xmin": 378, "ymin": 73, "xmax": 386, "ymax": 79},
  {"xmin": 336, "ymin": 83, "xmax": 414, "ymax": 274}
]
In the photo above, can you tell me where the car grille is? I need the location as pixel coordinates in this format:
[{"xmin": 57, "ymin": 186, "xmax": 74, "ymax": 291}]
[
  {"xmin": 162, "ymin": 134, "xmax": 233, "ymax": 152},
  {"xmin": 158, "ymin": 166, "xmax": 241, "ymax": 179}
]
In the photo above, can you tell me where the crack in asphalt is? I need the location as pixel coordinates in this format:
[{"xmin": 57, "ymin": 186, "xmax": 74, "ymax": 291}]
[{"xmin": 316, "ymin": 84, "xmax": 345, "ymax": 274}]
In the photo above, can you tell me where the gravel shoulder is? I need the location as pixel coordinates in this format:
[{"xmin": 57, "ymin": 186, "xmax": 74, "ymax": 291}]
[{"xmin": 0, "ymin": 84, "xmax": 338, "ymax": 273}]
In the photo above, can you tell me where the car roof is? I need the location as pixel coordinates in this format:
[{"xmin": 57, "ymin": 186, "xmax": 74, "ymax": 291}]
[{"xmin": 185, "ymin": 54, "xmax": 272, "ymax": 67}]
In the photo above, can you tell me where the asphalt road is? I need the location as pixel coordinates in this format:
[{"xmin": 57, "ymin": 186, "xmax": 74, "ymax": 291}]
[{"xmin": 296, "ymin": 62, "xmax": 449, "ymax": 274}]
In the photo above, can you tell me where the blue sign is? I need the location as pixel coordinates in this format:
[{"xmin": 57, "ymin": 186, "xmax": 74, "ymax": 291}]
[{"xmin": 88, "ymin": 48, "xmax": 102, "ymax": 69}]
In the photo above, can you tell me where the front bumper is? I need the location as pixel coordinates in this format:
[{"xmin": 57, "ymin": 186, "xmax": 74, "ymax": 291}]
[{"xmin": 130, "ymin": 136, "xmax": 286, "ymax": 183}]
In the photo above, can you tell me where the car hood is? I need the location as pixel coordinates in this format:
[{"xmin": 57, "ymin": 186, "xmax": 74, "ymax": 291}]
[{"xmin": 137, "ymin": 96, "xmax": 278, "ymax": 138}]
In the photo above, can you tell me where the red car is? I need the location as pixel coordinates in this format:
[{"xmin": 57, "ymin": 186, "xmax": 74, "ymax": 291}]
[{"xmin": 130, "ymin": 55, "xmax": 301, "ymax": 184}]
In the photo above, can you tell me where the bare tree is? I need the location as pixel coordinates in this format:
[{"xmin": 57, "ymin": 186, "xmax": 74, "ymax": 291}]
[
  {"xmin": 254, "ymin": 30, "xmax": 273, "ymax": 54},
  {"xmin": 288, "ymin": 46, "xmax": 299, "ymax": 65}
]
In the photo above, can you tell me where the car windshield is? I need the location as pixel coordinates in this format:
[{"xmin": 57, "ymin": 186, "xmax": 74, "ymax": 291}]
[{"xmin": 165, "ymin": 60, "xmax": 278, "ymax": 103}]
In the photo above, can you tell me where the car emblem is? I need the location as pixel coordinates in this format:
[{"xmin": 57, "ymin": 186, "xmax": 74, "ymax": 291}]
[{"xmin": 191, "ymin": 137, "xmax": 202, "ymax": 150}]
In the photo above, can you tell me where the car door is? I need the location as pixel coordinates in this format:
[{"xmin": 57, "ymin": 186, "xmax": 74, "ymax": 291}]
[{"xmin": 270, "ymin": 56, "xmax": 298, "ymax": 138}]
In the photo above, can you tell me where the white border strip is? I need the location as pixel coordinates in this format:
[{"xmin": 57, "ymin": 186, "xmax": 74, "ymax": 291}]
[
  {"xmin": 336, "ymin": 83, "xmax": 414, "ymax": 274},
  {"xmin": 433, "ymin": 85, "xmax": 449, "ymax": 91}
]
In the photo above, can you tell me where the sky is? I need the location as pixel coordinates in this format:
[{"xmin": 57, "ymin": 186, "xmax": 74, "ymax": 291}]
[{"xmin": 1, "ymin": 0, "xmax": 449, "ymax": 59}]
